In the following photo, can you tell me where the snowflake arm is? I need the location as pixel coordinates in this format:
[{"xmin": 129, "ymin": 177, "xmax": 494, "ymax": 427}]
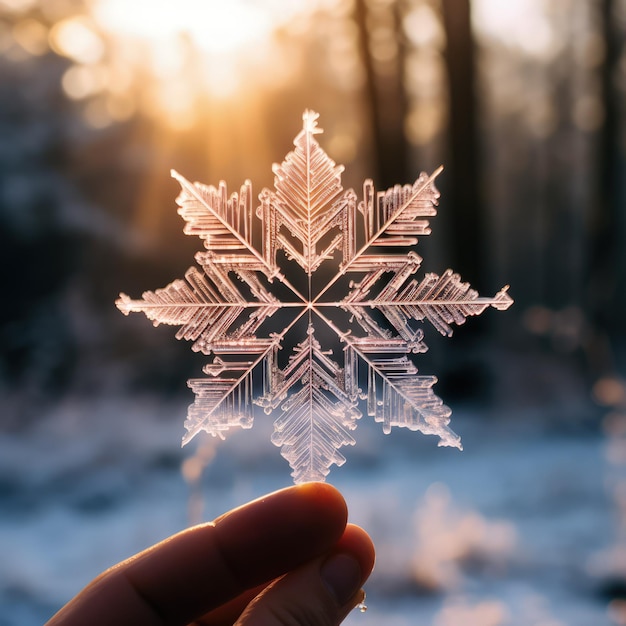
[
  {"xmin": 262, "ymin": 326, "xmax": 360, "ymax": 483},
  {"xmin": 260, "ymin": 110, "xmax": 357, "ymax": 275}
]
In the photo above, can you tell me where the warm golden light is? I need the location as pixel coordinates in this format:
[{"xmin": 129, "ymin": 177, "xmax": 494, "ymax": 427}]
[
  {"xmin": 0, "ymin": 0, "xmax": 37, "ymax": 13},
  {"xmin": 86, "ymin": 0, "xmax": 333, "ymax": 123},
  {"xmin": 12, "ymin": 18, "xmax": 48, "ymax": 55},
  {"xmin": 49, "ymin": 16, "xmax": 104, "ymax": 64},
  {"xmin": 93, "ymin": 0, "xmax": 276, "ymax": 56}
]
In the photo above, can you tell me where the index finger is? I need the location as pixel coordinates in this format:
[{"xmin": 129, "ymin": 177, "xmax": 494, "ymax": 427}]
[{"xmin": 47, "ymin": 482, "xmax": 348, "ymax": 626}]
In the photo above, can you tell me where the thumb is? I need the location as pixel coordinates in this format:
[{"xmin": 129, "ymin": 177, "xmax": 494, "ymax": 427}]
[{"xmin": 235, "ymin": 525, "xmax": 375, "ymax": 626}]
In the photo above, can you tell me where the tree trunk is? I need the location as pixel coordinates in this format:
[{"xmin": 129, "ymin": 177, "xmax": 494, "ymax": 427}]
[
  {"xmin": 589, "ymin": 0, "xmax": 625, "ymax": 343},
  {"xmin": 440, "ymin": 0, "xmax": 484, "ymax": 290},
  {"xmin": 354, "ymin": 0, "xmax": 409, "ymax": 189}
]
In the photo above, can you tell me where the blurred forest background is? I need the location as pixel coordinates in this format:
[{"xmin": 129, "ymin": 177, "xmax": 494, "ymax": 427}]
[
  {"xmin": 1, "ymin": 0, "xmax": 626, "ymax": 624},
  {"xmin": 1, "ymin": 0, "xmax": 625, "ymax": 421}
]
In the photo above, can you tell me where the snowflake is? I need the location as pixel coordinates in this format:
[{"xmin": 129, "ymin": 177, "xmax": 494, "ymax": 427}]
[{"xmin": 116, "ymin": 110, "xmax": 512, "ymax": 483}]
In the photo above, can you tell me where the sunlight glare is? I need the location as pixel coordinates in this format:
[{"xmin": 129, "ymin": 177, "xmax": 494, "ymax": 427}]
[
  {"xmin": 472, "ymin": 0, "xmax": 560, "ymax": 60},
  {"xmin": 92, "ymin": 0, "xmax": 273, "ymax": 56},
  {"xmin": 87, "ymin": 0, "xmax": 324, "ymax": 121}
]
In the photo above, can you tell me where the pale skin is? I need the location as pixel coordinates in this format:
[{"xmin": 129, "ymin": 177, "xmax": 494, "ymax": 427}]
[{"xmin": 46, "ymin": 483, "xmax": 376, "ymax": 626}]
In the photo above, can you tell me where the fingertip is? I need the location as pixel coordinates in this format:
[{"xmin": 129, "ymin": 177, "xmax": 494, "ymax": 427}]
[
  {"xmin": 215, "ymin": 481, "xmax": 347, "ymax": 529},
  {"xmin": 334, "ymin": 524, "xmax": 376, "ymax": 583},
  {"xmin": 294, "ymin": 481, "xmax": 348, "ymax": 524},
  {"xmin": 209, "ymin": 482, "xmax": 349, "ymax": 595},
  {"xmin": 249, "ymin": 485, "xmax": 372, "ymax": 580}
]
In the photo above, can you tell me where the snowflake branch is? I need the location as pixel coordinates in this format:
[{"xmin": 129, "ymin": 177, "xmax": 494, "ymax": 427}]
[
  {"xmin": 182, "ymin": 307, "xmax": 309, "ymax": 446},
  {"xmin": 173, "ymin": 169, "xmax": 308, "ymax": 304},
  {"xmin": 313, "ymin": 308, "xmax": 460, "ymax": 449},
  {"xmin": 312, "ymin": 166, "xmax": 443, "ymax": 304}
]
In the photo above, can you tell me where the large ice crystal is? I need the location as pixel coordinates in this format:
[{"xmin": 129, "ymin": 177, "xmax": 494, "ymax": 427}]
[{"xmin": 117, "ymin": 110, "xmax": 512, "ymax": 483}]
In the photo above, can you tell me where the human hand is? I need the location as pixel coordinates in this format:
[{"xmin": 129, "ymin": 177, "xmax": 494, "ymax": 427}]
[{"xmin": 46, "ymin": 482, "xmax": 375, "ymax": 626}]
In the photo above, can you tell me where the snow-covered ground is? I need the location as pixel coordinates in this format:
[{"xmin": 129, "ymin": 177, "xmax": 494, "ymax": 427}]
[{"xmin": 0, "ymin": 395, "xmax": 620, "ymax": 625}]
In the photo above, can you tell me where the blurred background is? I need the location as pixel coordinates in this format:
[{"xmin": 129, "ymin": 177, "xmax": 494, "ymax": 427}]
[{"xmin": 0, "ymin": 0, "xmax": 625, "ymax": 624}]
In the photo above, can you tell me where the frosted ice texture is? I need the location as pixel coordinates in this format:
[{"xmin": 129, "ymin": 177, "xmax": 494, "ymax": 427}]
[{"xmin": 116, "ymin": 111, "xmax": 513, "ymax": 483}]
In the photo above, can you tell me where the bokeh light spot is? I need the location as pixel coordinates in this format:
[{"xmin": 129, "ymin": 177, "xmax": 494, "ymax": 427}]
[
  {"xmin": 62, "ymin": 64, "xmax": 108, "ymax": 100},
  {"xmin": 49, "ymin": 16, "xmax": 104, "ymax": 64}
]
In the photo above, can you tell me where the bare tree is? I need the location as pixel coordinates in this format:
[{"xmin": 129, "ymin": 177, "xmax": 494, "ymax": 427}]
[
  {"xmin": 440, "ymin": 0, "xmax": 485, "ymax": 291},
  {"xmin": 589, "ymin": 0, "xmax": 626, "ymax": 339},
  {"xmin": 354, "ymin": 0, "xmax": 409, "ymax": 188}
]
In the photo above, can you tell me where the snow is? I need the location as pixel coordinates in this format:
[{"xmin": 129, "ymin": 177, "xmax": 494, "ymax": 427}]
[{"xmin": 0, "ymin": 396, "xmax": 617, "ymax": 625}]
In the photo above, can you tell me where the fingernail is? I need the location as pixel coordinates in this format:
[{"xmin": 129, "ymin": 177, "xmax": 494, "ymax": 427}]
[{"xmin": 321, "ymin": 553, "xmax": 362, "ymax": 606}]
